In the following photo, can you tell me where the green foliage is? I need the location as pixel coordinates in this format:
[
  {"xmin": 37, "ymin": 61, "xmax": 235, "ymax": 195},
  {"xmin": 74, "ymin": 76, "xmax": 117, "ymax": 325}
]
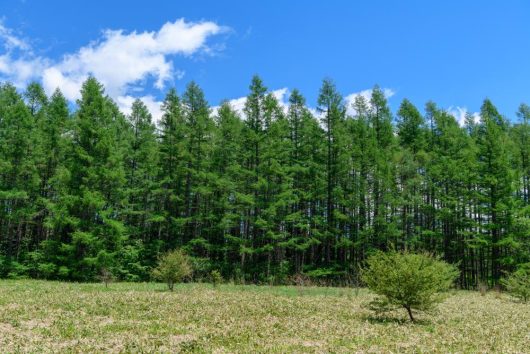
[
  {"xmin": 6, "ymin": 262, "xmax": 29, "ymax": 279},
  {"xmin": 210, "ymin": 270, "xmax": 223, "ymax": 288},
  {"xmin": 501, "ymin": 265, "xmax": 530, "ymax": 303},
  {"xmin": 115, "ymin": 243, "xmax": 149, "ymax": 282},
  {"xmin": 361, "ymin": 251, "xmax": 459, "ymax": 321},
  {"xmin": 152, "ymin": 249, "xmax": 192, "ymax": 291},
  {"xmin": 0, "ymin": 76, "xmax": 528, "ymax": 287}
]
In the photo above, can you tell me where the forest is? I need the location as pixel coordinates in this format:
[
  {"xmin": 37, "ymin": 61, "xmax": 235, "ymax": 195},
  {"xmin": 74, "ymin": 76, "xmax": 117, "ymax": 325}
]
[{"xmin": 0, "ymin": 76, "xmax": 528, "ymax": 288}]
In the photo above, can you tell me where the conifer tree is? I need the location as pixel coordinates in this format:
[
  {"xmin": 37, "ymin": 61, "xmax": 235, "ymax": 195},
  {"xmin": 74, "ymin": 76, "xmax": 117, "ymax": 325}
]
[
  {"xmin": 241, "ymin": 75, "xmax": 268, "ymax": 278},
  {"xmin": 181, "ymin": 82, "xmax": 214, "ymax": 247},
  {"xmin": 317, "ymin": 79, "xmax": 345, "ymax": 265},
  {"xmin": 396, "ymin": 99, "xmax": 426, "ymax": 247},
  {"xmin": 476, "ymin": 99, "xmax": 514, "ymax": 283},
  {"xmin": 62, "ymin": 77, "xmax": 127, "ymax": 280},
  {"xmin": 157, "ymin": 88, "xmax": 186, "ymax": 248},
  {"xmin": 0, "ymin": 83, "xmax": 38, "ymax": 275},
  {"xmin": 369, "ymin": 86, "xmax": 397, "ymax": 249},
  {"xmin": 0, "ymin": 76, "xmax": 527, "ymax": 286},
  {"xmin": 210, "ymin": 102, "xmax": 246, "ymax": 273}
]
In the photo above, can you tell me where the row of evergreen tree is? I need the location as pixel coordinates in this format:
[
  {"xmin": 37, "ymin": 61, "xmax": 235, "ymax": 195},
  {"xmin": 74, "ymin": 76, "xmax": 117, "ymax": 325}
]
[{"xmin": 0, "ymin": 76, "xmax": 528, "ymax": 287}]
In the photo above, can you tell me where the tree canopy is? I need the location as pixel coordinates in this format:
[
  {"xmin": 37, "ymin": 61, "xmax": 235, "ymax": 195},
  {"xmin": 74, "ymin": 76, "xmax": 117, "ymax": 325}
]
[{"xmin": 0, "ymin": 77, "xmax": 528, "ymax": 287}]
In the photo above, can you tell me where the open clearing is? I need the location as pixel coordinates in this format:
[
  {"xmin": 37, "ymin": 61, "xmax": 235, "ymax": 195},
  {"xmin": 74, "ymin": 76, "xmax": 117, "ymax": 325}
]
[{"xmin": 0, "ymin": 280, "xmax": 528, "ymax": 353}]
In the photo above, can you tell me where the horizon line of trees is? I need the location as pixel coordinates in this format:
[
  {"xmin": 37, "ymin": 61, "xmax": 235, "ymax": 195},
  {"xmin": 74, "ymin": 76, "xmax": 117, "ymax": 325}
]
[{"xmin": 0, "ymin": 75, "xmax": 528, "ymax": 288}]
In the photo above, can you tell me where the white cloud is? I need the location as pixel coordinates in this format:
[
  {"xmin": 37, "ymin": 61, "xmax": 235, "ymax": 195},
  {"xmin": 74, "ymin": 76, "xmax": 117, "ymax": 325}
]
[
  {"xmin": 271, "ymin": 87, "xmax": 290, "ymax": 113},
  {"xmin": 1, "ymin": 21, "xmax": 402, "ymax": 128},
  {"xmin": 42, "ymin": 19, "xmax": 226, "ymax": 100},
  {"xmin": 139, "ymin": 96, "xmax": 164, "ymax": 123},
  {"xmin": 223, "ymin": 95, "xmax": 247, "ymax": 116},
  {"xmin": 0, "ymin": 22, "xmax": 30, "ymax": 51},
  {"xmin": 345, "ymin": 88, "xmax": 395, "ymax": 116},
  {"xmin": 0, "ymin": 55, "xmax": 47, "ymax": 87},
  {"xmin": 212, "ymin": 87, "xmax": 290, "ymax": 118},
  {"xmin": 0, "ymin": 22, "xmax": 49, "ymax": 87},
  {"xmin": 116, "ymin": 95, "xmax": 163, "ymax": 123},
  {"xmin": 0, "ymin": 19, "xmax": 226, "ymax": 121},
  {"xmin": 213, "ymin": 87, "xmax": 396, "ymax": 121},
  {"xmin": 447, "ymin": 106, "xmax": 480, "ymax": 126}
]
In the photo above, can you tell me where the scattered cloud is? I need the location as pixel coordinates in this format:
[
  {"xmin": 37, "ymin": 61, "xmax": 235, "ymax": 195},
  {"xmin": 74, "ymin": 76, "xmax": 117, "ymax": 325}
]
[
  {"xmin": 218, "ymin": 95, "xmax": 246, "ymax": 116},
  {"xmin": 0, "ymin": 22, "xmax": 30, "ymax": 51},
  {"xmin": 1, "ymin": 21, "xmax": 402, "ymax": 126},
  {"xmin": 345, "ymin": 88, "xmax": 395, "ymax": 116},
  {"xmin": 0, "ymin": 55, "xmax": 47, "ymax": 87},
  {"xmin": 0, "ymin": 21, "xmax": 49, "ymax": 87},
  {"xmin": 213, "ymin": 87, "xmax": 396, "ymax": 121},
  {"xmin": 212, "ymin": 87, "xmax": 290, "ymax": 118},
  {"xmin": 271, "ymin": 87, "xmax": 290, "ymax": 112},
  {"xmin": 0, "ymin": 19, "xmax": 227, "ymax": 121},
  {"xmin": 42, "ymin": 19, "xmax": 226, "ymax": 101},
  {"xmin": 447, "ymin": 106, "xmax": 480, "ymax": 126},
  {"xmin": 116, "ymin": 95, "xmax": 164, "ymax": 122}
]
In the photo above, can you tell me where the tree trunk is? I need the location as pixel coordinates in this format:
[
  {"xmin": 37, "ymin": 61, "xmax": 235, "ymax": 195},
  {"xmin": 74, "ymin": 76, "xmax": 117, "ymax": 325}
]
[{"xmin": 405, "ymin": 306, "xmax": 414, "ymax": 322}]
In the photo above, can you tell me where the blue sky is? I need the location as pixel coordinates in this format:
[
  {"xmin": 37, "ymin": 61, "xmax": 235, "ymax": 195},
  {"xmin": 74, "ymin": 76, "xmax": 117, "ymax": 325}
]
[{"xmin": 0, "ymin": 0, "xmax": 529, "ymax": 122}]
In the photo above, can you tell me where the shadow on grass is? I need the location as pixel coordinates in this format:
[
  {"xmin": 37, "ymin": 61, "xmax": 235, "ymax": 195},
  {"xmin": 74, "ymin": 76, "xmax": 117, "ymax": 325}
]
[
  {"xmin": 362, "ymin": 313, "xmax": 432, "ymax": 326},
  {"xmin": 154, "ymin": 288, "xmax": 169, "ymax": 292}
]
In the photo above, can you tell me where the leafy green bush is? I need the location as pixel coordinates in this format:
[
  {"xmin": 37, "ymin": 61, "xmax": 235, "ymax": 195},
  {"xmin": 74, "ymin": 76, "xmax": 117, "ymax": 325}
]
[
  {"xmin": 361, "ymin": 250, "xmax": 459, "ymax": 322},
  {"xmin": 210, "ymin": 270, "xmax": 223, "ymax": 288},
  {"xmin": 152, "ymin": 249, "xmax": 192, "ymax": 291},
  {"xmin": 57, "ymin": 266, "xmax": 70, "ymax": 279},
  {"xmin": 187, "ymin": 256, "xmax": 212, "ymax": 282},
  {"xmin": 6, "ymin": 261, "xmax": 29, "ymax": 279},
  {"xmin": 115, "ymin": 243, "xmax": 149, "ymax": 281},
  {"xmin": 37, "ymin": 263, "xmax": 57, "ymax": 279},
  {"xmin": 501, "ymin": 266, "xmax": 530, "ymax": 303}
]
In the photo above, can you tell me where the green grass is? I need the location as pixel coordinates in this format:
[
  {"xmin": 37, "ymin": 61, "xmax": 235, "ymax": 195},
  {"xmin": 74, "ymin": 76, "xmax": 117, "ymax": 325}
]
[{"xmin": 0, "ymin": 280, "xmax": 528, "ymax": 353}]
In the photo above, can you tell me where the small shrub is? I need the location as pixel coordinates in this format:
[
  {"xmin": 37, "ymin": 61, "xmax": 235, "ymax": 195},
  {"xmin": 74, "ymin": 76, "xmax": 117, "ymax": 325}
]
[
  {"xmin": 7, "ymin": 261, "xmax": 29, "ymax": 279},
  {"xmin": 275, "ymin": 260, "xmax": 290, "ymax": 285},
  {"xmin": 478, "ymin": 281, "xmax": 488, "ymax": 296},
  {"xmin": 345, "ymin": 272, "xmax": 361, "ymax": 297},
  {"xmin": 233, "ymin": 268, "xmax": 245, "ymax": 285},
  {"xmin": 210, "ymin": 270, "xmax": 223, "ymax": 288},
  {"xmin": 493, "ymin": 288, "xmax": 502, "ymax": 300},
  {"xmin": 96, "ymin": 250, "xmax": 115, "ymax": 284},
  {"xmin": 57, "ymin": 266, "xmax": 70, "ymax": 279},
  {"xmin": 290, "ymin": 273, "xmax": 312, "ymax": 296},
  {"xmin": 188, "ymin": 256, "xmax": 212, "ymax": 282},
  {"xmin": 501, "ymin": 268, "xmax": 530, "ymax": 303},
  {"xmin": 98, "ymin": 268, "xmax": 114, "ymax": 288},
  {"xmin": 361, "ymin": 250, "xmax": 459, "ymax": 322},
  {"xmin": 290, "ymin": 273, "xmax": 311, "ymax": 287},
  {"xmin": 37, "ymin": 263, "xmax": 57, "ymax": 279},
  {"xmin": 152, "ymin": 249, "xmax": 192, "ymax": 291},
  {"xmin": 266, "ymin": 275, "xmax": 276, "ymax": 286},
  {"xmin": 116, "ymin": 243, "xmax": 149, "ymax": 281}
]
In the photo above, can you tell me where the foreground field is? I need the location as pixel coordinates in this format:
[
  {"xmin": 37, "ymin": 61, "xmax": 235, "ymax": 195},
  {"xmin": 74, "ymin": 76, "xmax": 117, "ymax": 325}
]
[{"xmin": 0, "ymin": 281, "xmax": 528, "ymax": 353}]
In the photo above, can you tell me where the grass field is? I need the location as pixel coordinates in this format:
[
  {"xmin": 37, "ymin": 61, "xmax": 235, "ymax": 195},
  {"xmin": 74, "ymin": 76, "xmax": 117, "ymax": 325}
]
[{"xmin": 0, "ymin": 280, "xmax": 528, "ymax": 353}]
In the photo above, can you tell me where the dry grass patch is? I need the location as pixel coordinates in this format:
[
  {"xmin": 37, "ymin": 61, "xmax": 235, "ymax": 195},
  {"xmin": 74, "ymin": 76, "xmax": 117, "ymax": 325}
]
[{"xmin": 0, "ymin": 280, "xmax": 528, "ymax": 352}]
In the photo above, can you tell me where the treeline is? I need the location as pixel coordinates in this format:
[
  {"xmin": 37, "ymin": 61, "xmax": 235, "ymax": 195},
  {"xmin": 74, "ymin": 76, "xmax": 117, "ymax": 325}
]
[{"xmin": 0, "ymin": 76, "xmax": 528, "ymax": 287}]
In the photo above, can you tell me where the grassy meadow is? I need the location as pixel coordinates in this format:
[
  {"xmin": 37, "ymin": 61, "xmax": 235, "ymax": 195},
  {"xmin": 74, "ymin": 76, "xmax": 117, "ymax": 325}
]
[{"xmin": 0, "ymin": 280, "xmax": 528, "ymax": 353}]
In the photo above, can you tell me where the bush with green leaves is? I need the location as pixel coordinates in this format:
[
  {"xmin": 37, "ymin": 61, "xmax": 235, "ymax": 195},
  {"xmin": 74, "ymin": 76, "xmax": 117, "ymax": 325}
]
[
  {"xmin": 210, "ymin": 270, "xmax": 223, "ymax": 288},
  {"xmin": 152, "ymin": 249, "xmax": 192, "ymax": 291},
  {"xmin": 187, "ymin": 256, "xmax": 212, "ymax": 282},
  {"xmin": 501, "ymin": 266, "xmax": 530, "ymax": 303},
  {"xmin": 361, "ymin": 250, "xmax": 459, "ymax": 322},
  {"xmin": 6, "ymin": 261, "xmax": 29, "ymax": 279}
]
